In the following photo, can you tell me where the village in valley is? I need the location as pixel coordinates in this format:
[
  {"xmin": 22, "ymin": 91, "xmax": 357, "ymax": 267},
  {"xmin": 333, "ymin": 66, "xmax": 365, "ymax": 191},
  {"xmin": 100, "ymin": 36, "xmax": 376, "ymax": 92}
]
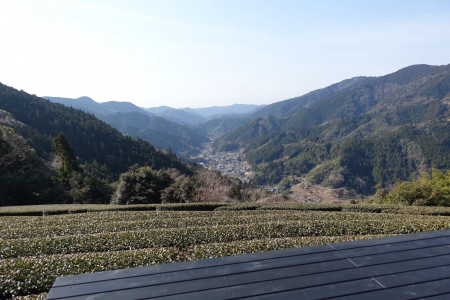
[
  {"xmin": 191, "ymin": 143, "xmax": 358, "ymax": 204},
  {"xmin": 191, "ymin": 143, "xmax": 253, "ymax": 183}
]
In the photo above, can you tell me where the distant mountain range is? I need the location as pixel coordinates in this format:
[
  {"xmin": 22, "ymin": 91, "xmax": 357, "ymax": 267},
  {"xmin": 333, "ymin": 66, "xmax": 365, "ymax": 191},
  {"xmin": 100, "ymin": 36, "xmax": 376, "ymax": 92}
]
[
  {"xmin": 184, "ymin": 104, "xmax": 264, "ymax": 118},
  {"xmin": 44, "ymin": 97, "xmax": 261, "ymax": 155},
  {"xmin": 214, "ymin": 64, "xmax": 450, "ymax": 193},
  {"xmin": 143, "ymin": 106, "xmax": 207, "ymax": 125},
  {"xmin": 44, "ymin": 96, "xmax": 147, "ymax": 115}
]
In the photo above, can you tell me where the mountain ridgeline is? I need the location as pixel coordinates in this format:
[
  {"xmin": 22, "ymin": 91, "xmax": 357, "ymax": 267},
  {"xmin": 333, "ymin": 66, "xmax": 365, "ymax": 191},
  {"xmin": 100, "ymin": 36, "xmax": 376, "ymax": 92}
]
[
  {"xmin": 100, "ymin": 111, "xmax": 209, "ymax": 155},
  {"xmin": 45, "ymin": 97, "xmax": 261, "ymax": 155},
  {"xmin": 214, "ymin": 64, "xmax": 450, "ymax": 193},
  {"xmin": 44, "ymin": 96, "xmax": 210, "ymax": 155}
]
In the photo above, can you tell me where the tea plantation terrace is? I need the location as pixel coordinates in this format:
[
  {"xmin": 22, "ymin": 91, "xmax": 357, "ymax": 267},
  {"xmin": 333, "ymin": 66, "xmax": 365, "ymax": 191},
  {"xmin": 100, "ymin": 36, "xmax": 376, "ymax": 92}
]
[{"xmin": 47, "ymin": 229, "xmax": 450, "ymax": 299}]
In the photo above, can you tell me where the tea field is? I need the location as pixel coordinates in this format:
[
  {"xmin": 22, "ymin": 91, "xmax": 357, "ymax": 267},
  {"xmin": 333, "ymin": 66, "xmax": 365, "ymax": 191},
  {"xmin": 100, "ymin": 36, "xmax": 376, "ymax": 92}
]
[{"xmin": 2, "ymin": 203, "xmax": 450, "ymax": 299}]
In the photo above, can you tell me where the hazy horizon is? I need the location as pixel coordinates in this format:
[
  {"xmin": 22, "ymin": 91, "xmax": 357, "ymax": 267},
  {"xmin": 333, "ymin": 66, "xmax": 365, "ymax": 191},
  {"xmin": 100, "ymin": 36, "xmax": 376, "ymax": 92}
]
[
  {"xmin": 43, "ymin": 95, "xmax": 267, "ymax": 110},
  {"xmin": 1, "ymin": 0, "xmax": 450, "ymax": 108}
]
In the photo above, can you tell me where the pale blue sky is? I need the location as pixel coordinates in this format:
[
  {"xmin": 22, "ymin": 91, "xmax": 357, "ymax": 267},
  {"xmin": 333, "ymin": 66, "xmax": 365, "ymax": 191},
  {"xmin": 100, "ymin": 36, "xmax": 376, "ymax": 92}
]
[{"xmin": 1, "ymin": 0, "xmax": 449, "ymax": 108}]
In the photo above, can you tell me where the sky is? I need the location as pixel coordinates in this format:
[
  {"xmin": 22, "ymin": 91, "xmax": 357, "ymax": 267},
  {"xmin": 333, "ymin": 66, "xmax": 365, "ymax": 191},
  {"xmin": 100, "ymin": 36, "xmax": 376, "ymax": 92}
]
[{"xmin": 0, "ymin": 0, "xmax": 450, "ymax": 108}]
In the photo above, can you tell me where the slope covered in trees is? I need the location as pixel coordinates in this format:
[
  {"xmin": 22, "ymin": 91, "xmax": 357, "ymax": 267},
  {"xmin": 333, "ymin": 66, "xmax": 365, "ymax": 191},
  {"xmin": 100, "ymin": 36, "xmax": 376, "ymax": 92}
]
[
  {"xmin": 251, "ymin": 76, "xmax": 371, "ymax": 118},
  {"xmin": 0, "ymin": 83, "xmax": 193, "ymax": 206},
  {"xmin": 45, "ymin": 96, "xmax": 259, "ymax": 156},
  {"xmin": 100, "ymin": 111, "xmax": 209, "ymax": 155},
  {"xmin": 214, "ymin": 64, "xmax": 450, "ymax": 193},
  {"xmin": 45, "ymin": 96, "xmax": 147, "ymax": 115},
  {"xmin": 371, "ymin": 169, "xmax": 450, "ymax": 206},
  {"xmin": 0, "ymin": 83, "xmax": 187, "ymax": 176},
  {"xmin": 45, "ymin": 96, "xmax": 210, "ymax": 156},
  {"xmin": 0, "ymin": 124, "xmax": 57, "ymax": 206}
]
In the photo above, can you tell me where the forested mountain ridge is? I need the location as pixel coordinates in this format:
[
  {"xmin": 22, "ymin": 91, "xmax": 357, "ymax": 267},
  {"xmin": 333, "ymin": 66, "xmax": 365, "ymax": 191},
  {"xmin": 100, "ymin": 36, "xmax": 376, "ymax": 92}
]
[
  {"xmin": 283, "ymin": 64, "xmax": 450, "ymax": 129},
  {"xmin": 252, "ymin": 76, "xmax": 371, "ymax": 118},
  {"xmin": 45, "ymin": 96, "xmax": 209, "ymax": 154},
  {"xmin": 44, "ymin": 97, "xmax": 259, "ymax": 155},
  {"xmin": 185, "ymin": 104, "xmax": 264, "ymax": 118},
  {"xmin": 144, "ymin": 106, "xmax": 206, "ymax": 125},
  {"xmin": 101, "ymin": 111, "xmax": 209, "ymax": 155},
  {"xmin": 193, "ymin": 116, "xmax": 251, "ymax": 139},
  {"xmin": 214, "ymin": 64, "xmax": 450, "ymax": 193},
  {"xmin": 45, "ymin": 96, "xmax": 147, "ymax": 115},
  {"xmin": 0, "ymin": 82, "xmax": 187, "ymax": 177},
  {"xmin": 144, "ymin": 104, "xmax": 264, "ymax": 127}
]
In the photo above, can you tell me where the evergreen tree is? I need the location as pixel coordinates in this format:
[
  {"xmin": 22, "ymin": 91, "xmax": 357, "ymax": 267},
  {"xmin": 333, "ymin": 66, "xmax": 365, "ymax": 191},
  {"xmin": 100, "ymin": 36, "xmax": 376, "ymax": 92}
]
[{"xmin": 52, "ymin": 133, "xmax": 81, "ymax": 185}]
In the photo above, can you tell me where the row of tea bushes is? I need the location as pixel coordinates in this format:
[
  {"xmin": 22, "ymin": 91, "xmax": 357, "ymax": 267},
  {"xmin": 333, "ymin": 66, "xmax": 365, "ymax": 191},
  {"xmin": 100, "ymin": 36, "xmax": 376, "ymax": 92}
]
[
  {"xmin": 1, "ymin": 210, "xmax": 402, "ymax": 240},
  {"xmin": 0, "ymin": 203, "xmax": 226, "ymax": 216},
  {"xmin": 4, "ymin": 203, "xmax": 450, "ymax": 234},
  {"xmin": 3, "ymin": 202, "xmax": 450, "ymax": 217},
  {"xmin": 2, "ymin": 215, "xmax": 449, "ymax": 259},
  {"xmin": 256, "ymin": 203, "xmax": 450, "ymax": 215}
]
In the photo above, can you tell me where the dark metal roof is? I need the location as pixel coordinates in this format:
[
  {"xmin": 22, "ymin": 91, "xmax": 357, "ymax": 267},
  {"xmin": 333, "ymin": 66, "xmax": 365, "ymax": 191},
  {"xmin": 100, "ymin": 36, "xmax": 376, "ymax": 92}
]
[{"xmin": 47, "ymin": 229, "xmax": 450, "ymax": 299}]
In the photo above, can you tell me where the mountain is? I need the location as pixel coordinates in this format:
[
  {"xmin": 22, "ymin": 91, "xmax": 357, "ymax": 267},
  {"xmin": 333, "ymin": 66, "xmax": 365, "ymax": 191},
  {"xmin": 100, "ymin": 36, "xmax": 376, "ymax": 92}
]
[
  {"xmin": 144, "ymin": 104, "xmax": 264, "ymax": 125},
  {"xmin": 45, "ymin": 98, "xmax": 264, "ymax": 155},
  {"xmin": 213, "ymin": 115, "xmax": 285, "ymax": 151},
  {"xmin": 193, "ymin": 115, "xmax": 252, "ymax": 139},
  {"xmin": 144, "ymin": 105, "xmax": 173, "ymax": 114},
  {"xmin": 100, "ymin": 111, "xmax": 209, "ymax": 155},
  {"xmin": 45, "ymin": 96, "xmax": 210, "ymax": 155},
  {"xmin": 44, "ymin": 96, "xmax": 100, "ymax": 114},
  {"xmin": 0, "ymin": 83, "xmax": 187, "ymax": 177},
  {"xmin": 184, "ymin": 104, "xmax": 264, "ymax": 118},
  {"xmin": 144, "ymin": 106, "xmax": 206, "ymax": 125},
  {"xmin": 214, "ymin": 64, "xmax": 450, "ymax": 193},
  {"xmin": 45, "ymin": 96, "xmax": 146, "ymax": 115},
  {"xmin": 251, "ymin": 77, "xmax": 371, "ymax": 118}
]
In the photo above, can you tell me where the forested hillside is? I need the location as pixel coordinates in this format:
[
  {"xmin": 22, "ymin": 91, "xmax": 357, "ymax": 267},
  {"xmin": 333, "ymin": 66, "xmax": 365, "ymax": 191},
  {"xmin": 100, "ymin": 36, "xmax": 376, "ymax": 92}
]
[
  {"xmin": 100, "ymin": 111, "xmax": 209, "ymax": 155},
  {"xmin": 0, "ymin": 83, "xmax": 189, "ymax": 205},
  {"xmin": 45, "ymin": 97, "xmax": 259, "ymax": 155},
  {"xmin": 46, "ymin": 96, "xmax": 210, "ymax": 155},
  {"xmin": 251, "ymin": 76, "xmax": 371, "ymax": 118},
  {"xmin": 0, "ymin": 84, "xmax": 187, "ymax": 174},
  {"xmin": 214, "ymin": 64, "xmax": 450, "ymax": 193},
  {"xmin": 144, "ymin": 106, "xmax": 206, "ymax": 125},
  {"xmin": 193, "ymin": 116, "xmax": 250, "ymax": 138}
]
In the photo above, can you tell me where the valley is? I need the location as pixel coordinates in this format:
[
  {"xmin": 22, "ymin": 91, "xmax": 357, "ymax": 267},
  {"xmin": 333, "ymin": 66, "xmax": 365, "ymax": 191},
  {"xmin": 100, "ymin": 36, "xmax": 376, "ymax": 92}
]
[
  {"xmin": 213, "ymin": 64, "xmax": 450, "ymax": 195},
  {"xmin": 1, "ymin": 63, "xmax": 449, "ymax": 207},
  {"xmin": 192, "ymin": 142, "xmax": 364, "ymax": 204}
]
